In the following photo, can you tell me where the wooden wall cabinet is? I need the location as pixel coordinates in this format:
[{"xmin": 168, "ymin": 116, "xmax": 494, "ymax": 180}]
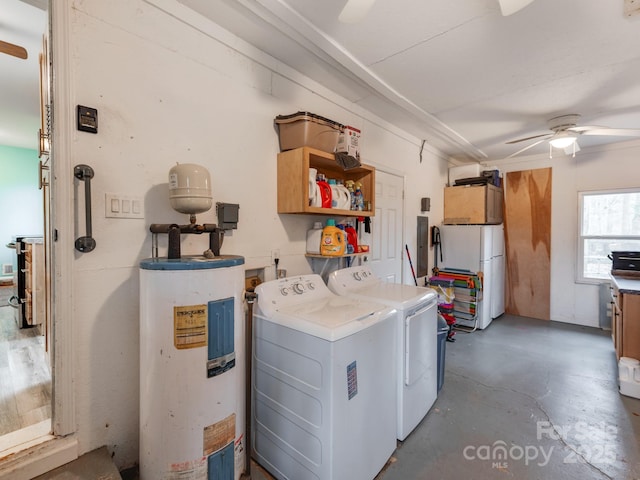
[
  {"xmin": 611, "ymin": 281, "xmax": 640, "ymax": 360},
  {"xmin": 277, "ymin": 146, "xmax": 375, "ymax": 216},
  {"xmin": 444, "ymin": 184, "xmax": 503, "ymax": 225}
]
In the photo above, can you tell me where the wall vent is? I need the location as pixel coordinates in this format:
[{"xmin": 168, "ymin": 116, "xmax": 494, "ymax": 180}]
[{"xmin": 2, "ymin": 264, "xmax": 13, "ymax": 275}]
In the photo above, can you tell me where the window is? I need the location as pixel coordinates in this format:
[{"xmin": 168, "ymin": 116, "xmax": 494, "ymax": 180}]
[{"xmin": 578, "ymin": 189, "xmax": 640, "ymax": 282}]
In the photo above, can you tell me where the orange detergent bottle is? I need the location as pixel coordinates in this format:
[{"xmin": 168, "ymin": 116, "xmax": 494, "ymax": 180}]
[{"xmin": 320, "ymin": 219, "xmax": 346, "ymax": 256}]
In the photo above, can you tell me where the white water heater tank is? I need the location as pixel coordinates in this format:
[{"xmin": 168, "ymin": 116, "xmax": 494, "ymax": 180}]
[
  {"xmin": 139, "ymin": 255, "xmax": 246, "ymax": 480},
  {"xmin": 169, "ymin": 163, "xmax": 213, "ymax": 214}
]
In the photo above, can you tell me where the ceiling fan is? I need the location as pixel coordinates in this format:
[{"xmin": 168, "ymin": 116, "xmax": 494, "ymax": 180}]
[
  {"xmin": 0, "ymin": 39, "xmax": 28, "ymax": 59},
  {"xmin": 506, "ymin": 114, "xmax": 640, "ymax": 158}
]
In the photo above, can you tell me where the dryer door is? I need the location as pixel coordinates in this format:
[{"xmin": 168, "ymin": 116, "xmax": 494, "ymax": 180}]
[{"xmin": 405, "ymin": 298, "xmax": 437, "ymax": 386}]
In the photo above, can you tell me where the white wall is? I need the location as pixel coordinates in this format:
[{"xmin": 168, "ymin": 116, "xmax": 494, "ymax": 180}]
[
  {"xmin": 56, "ymin": 0, "xmax": 448, "ymax": 469},
  {"xmin": 485, "ymin": 139, "xmax": 640, "ymax": 328}
]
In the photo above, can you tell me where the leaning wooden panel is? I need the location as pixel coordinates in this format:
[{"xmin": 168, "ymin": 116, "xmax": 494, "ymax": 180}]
[{"xmin": 504, "ymin": 168, "xmax": 552, "ymax": 320}]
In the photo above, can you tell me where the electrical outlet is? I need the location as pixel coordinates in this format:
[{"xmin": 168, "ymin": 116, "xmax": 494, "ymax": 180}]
[{"xmin": 271, "ymin": 249, "xmax": 280, "ymax": 264}]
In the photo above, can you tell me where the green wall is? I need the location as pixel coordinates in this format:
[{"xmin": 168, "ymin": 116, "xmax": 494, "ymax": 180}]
[{"xmin": 0, "ymin": 145, "xmax": 43, "ymax": 272}]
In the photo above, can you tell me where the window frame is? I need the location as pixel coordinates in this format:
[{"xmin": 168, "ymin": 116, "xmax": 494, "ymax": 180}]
[{"xmin": 577, "ymin": 187, "xmax": 640, "ymax": 284}]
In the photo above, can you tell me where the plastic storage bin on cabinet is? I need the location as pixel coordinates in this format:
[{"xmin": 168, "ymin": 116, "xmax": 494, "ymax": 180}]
[
  {"xmin": 275, "ymin": 112, "xmax": 342, "ymax": 153},
  {"xmin": 437, "ymin": 314, "xmax": 448, "ymax": 392}
]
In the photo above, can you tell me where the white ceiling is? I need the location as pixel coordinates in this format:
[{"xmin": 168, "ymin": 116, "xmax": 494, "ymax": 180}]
[
  {"xmin": 3, "ymin": 0, "xmax": 640, "ymax": 162},
  {"xmin": 0, "ymin": 0, "xmax": 46, "ymax": 150},
  {"xmin": 178, "ymin": 0, "xmax": 640, "ymax": 162}
]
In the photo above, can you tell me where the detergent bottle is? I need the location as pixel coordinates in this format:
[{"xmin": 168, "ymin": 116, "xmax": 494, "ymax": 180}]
[
  {"xmin": 344, "ymin": 222, "xmax": 358, "ymax": 254},
  {"xmin": 330, "ymin": 180, "xmax": 351, "ymax": 210},
  {"xmin": 320, "ymin": 219, "xmax": 346, "ymax": 256},
  {"xmin": 316, "ymin": 174, "xmax": 332, "ymax": 209},
  {"xmin": 308, "ymin": 168, "xmax": 318, "ymax": 206},
  {"xmin": 328, "ymin": 179, "xmax": 339, "ymax": 208},
  {"xmin": 306, "ymin": 221, "xmax": 324, "ymax": 254}
]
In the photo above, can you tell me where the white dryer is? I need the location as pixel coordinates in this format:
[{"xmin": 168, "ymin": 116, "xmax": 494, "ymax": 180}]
[
  {"xmin": 252, "ymin": 274, "xmax": 397, "ymax": 480},
  {"xmin": 328, "ymin": 266, "xmax": 438, "ymax": 441}
]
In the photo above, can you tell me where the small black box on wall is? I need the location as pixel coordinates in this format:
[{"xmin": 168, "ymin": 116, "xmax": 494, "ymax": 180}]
[{"xmin": 77, "ymin": 105, "xmax": 98, "ymax": 133}]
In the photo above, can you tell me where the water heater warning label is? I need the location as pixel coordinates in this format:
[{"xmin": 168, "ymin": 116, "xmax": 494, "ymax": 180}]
[
  {"xmin": 166, "ymin": 457, "xmax": 206, "ymax": 480},
  {"xmin": 174, "ymin": 304, "xmax": 207, "ymax": 349},
  {"xmin": 203, "ymin": 413, "xmax": 235, "ymax": 456},
  {"xmin": 347, "ymin": 361, "xmax": 358, "ymax": 400}
]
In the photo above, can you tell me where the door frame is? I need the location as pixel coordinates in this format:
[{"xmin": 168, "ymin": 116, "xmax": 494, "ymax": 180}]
[
  {"xmin": 0, "ymin": 2, "xmax": 78, "ymax": 477},
  {"xmin": 49, "ymin": 0, "xmax": 75, "ymax": 438}
]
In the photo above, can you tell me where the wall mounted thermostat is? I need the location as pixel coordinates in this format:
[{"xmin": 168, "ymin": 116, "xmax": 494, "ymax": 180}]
[{"xmin": 77, "ymin": 105, "xmax": 98, "ymax": 133}]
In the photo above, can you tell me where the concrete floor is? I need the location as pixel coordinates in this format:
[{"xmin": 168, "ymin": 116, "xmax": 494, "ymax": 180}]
[
  {"xmin": 247, "ymin": 314, "xmax": 640, "ymax": 480},
  {"xmin": 63, "ymin": 314, "xmax": 640, "ymax": 479}
]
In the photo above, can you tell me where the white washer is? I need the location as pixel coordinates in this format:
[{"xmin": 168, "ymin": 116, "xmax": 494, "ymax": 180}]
[
  {"xmin": 328, "ymin": 266, "xmax": 438, "ymax": 441},
  {"xmin": 252, "ymin": 274, "xmax": 397, "ymax": 480}
]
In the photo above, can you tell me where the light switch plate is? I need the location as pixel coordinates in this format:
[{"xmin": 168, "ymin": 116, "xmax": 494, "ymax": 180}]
[{"xmin": 105, "ymin": 193, "xmax": 144, "ymax": 219}]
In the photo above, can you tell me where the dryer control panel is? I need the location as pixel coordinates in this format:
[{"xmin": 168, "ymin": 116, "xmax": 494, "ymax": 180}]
[{"xmin": 329, "ymin": 266, "xmax": 379, "ymax": 291}]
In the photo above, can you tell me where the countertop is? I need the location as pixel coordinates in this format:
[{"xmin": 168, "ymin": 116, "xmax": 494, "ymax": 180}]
[{"xmin": 611, "ymin": 274, "xmax": 640, "ymax": 294}]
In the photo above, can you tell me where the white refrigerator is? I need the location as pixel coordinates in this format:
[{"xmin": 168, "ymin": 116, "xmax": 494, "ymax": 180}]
[{"xmin": 440, "ymin": 225, "xmax": 505, "ymax": 329}]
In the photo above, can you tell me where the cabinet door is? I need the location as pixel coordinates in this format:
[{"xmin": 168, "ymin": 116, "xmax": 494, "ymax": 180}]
[
  {"xmin": 622, "ymin": 293, "xmax": 640, "ymax": 360},
  {"xmin": 611, "ymin": 285, "xmax": 622, "ymax": 358},
  {"xmin": 613, "ymin": 303, "xmax": 622, "ymax": 359}
]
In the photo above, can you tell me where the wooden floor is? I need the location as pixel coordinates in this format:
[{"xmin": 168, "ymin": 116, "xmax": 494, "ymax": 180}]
[{"xmin": 0, "ymin": 285, "xmax": 51, "ymax": 437}]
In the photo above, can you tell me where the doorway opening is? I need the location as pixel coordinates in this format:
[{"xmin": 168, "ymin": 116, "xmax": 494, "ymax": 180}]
[{"xmin": 0, "ymin": 0, "xmax": 52, "ymax": 458}]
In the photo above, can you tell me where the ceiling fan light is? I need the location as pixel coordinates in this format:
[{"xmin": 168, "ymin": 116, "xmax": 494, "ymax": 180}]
[{"xmin": 549, "ymin": 134, "xmax": 577, "ymax": 149}]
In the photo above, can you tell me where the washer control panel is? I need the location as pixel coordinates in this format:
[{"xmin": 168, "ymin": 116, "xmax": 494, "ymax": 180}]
[
  {"xmin": 280, "ymin": 278, "xmax": 317, "ymax": 296},
  {"xmin": 257, "ymin": 274, "xmax": 329, "ymax": 309}
]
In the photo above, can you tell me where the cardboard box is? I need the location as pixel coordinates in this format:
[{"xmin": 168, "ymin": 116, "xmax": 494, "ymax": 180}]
[{"xmin": 444, "ymin": 184, "xmax": 503, "ymax": 224}]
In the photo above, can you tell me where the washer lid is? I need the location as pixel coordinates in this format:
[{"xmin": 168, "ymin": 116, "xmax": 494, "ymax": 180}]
[
  {"xmin": 338, "ymin": 283, "xmax": 437, "ymax": 311},
  {"xmin": 328, "ymin": 266, "xmax": 437, "ymax": 310},
  {"xmin": 263, "ymin": 295, "xmax": 396, "ymax": 342}
]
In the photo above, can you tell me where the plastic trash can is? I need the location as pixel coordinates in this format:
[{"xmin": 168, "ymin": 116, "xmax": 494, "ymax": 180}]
[{"xmin": 437, "ymin": 314, "xmax": 448, "ymax": 392}]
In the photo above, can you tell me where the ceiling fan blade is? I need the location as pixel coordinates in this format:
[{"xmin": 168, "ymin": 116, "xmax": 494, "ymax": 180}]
[
  {"xmin": 0, "ymin": 40, "xmax": 28, "ymax": 59},
  {"xmin": 567, "ymin": 125, "xmax": 605, "ymax": 132},
  {"xmin": 578, "ymin": 128, "xmax": 640, "ymax": 137},
  {"xmin": 498, "ymin": 0, "xmax": 535, "ymax": 16},
  {"xmin": 506, "ymin": 133, "xmax": 552, "ymax": 144},
  {"xmin": 505, "ymin": 138, "xmax": 546, "ymax": 158},
  {"xmin": 339, "ymin": 0, "xmax": 376, "ymax": 23}
]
